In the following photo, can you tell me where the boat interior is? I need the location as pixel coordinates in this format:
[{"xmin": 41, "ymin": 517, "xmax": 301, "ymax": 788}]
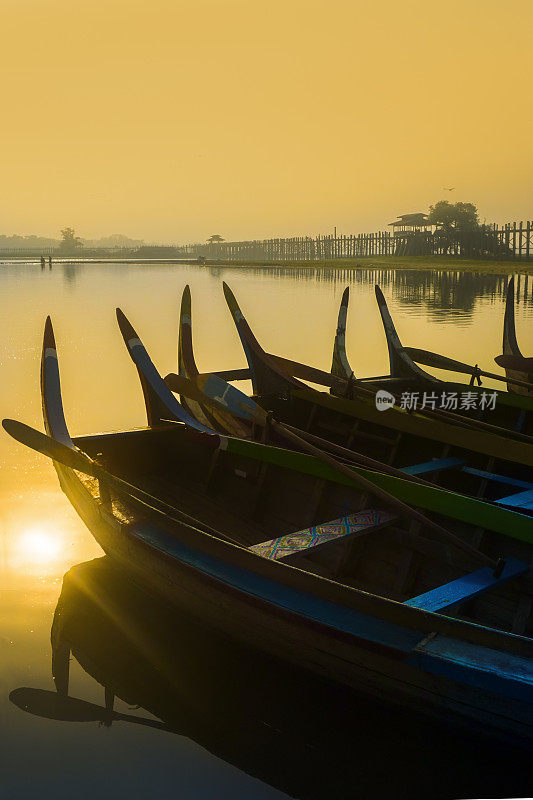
[
  {"xmin": 220, "ymin": 280, "xmax": 533, "ymax": 434},
  {"xmin": 74, "ymin": 422, "xmax": 533, "ymax": 638},
  {"xmin": 276, "ymin": 393, "xmax": 533, "ymax": 510}
]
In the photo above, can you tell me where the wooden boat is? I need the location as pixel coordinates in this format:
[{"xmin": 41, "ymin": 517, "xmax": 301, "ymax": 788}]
[
  {"xmin": 167, "ymin": 286, "xmax": 533, "ymax": 521},
  {"xmin": 204, "ymin": 281, "xmax": 533, "ymax": 419},
  {"xmin": 332, "ymin": 283, "xmax": 533, "ymax": 422},
  {"xmin": 176, "ymin": 284, "xmax": 533, "ymax": 487},
  {"xmin": 334, "ymin": 283, "xmax": 533, "ymax": 410},
  {"xmin": 6, "ymin": 313, "xmax": 533, "ymax": 744},
  {"xmin": 117, "ymin": 302, "xmax": 533, "ymax": 523},
  {"xmin": 224, "ymin": 280, "xmax": 533, "ymax": 427},
  {"xmin": 499, "ymin": 276, "xmax": 533, "ymax": 396},
  {"xmin": 10, "ymin": 557, "xmax": 531, "ymax": 799},
  {"xmin": 333, "ymin": 285, "xmax": 434, "ymax": 385}
]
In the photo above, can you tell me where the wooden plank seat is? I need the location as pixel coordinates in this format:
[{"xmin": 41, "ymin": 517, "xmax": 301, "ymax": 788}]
[
  {"xmin": 461, "ymin": 467, "xmax": 533, "ymax": 491},
  {"xmin": 495, "ymin": 489, "xmax": 533, "ymax": 510},
  {"xmin": 400, "ymin": 457, "xmax": 466, "ymax": 476},
  {"xmin": 401, "ymin": 460, "xmax": 533, "ymax": 494},
  {"xmin": 248, "ymin": 509, "xmax": 397, "ymax": 561},
  {"xmin": 405, "ymin": 558, "xmax": 529, "ymax": 613}
]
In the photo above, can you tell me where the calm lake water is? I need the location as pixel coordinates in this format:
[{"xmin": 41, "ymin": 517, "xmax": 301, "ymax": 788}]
[{"xmin": 1, "ymin": 261, "xmax": 533, "ymax": 799}]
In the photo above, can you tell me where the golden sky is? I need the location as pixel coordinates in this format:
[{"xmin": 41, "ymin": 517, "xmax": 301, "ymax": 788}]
[{"xmin": 1, "ymin": 0, "xmax": 531, "ymax": 242}]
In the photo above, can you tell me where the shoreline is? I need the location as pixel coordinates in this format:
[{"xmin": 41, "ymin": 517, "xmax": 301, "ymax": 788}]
[
  {"xmin": 1, "ymin": 254, "xmax": 532, "ymax": 274},
  {"xmin": 206, "ymin": 255, "xmax": 533, "ymax": 274}
]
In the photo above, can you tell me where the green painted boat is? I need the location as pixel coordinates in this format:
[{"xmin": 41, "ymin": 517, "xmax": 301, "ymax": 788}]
[
  {"xmin": 374, "ymin": 281, "xmax": 533, "ymax": 414},
  {"xmin": 216, "ymin": 282, "xmax": 533, "ymax": 469},
  {"xmin": 7, "ymin": 312, "xmax": 532, "ymax": 747}
]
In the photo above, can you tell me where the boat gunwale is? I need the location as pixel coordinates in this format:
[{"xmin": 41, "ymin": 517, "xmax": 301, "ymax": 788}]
[
  {"xmin": 33, "ymin": 302, "xmax": 533, "ymax": 744},
  {"xmin": 291, "ymin": 386, "xmax": 533, "ymax": 469},
  {"xmin": 52, "ymin": 423, "xmax": 532, "ymax": 662}
]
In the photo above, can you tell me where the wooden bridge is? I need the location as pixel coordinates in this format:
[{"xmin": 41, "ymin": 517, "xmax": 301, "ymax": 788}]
[
  {"xmin": 1, "ymin": 221, "xmax": 531, "ymax": 263},
  {"xmin": 177, "ymin": 221, "xmax": 533, "ymax": 262}
]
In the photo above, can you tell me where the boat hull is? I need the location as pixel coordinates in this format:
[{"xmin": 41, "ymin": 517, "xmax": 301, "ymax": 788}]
[
  {"xmin": 38, "ymin": 312, "xmax": 533, "ymax": 746},
  {"xmin": 53, "ymin": 456, "xmax": 533, "ymax": 745}
]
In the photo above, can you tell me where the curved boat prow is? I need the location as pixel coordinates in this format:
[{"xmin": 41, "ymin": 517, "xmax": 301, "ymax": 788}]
[
  {"xmin": 331, "ymin": 287, "xmax": 354, "ymax": 381},
  {"xmin": 41, "ymin": 316, "xmax": 75, "ymax": 448},
  {"xmin": 374, "ymin": 285, "xmax": 436, "ymax": 382},
  {"xmin": 116, "ymin": 308, "xmax": 214, "ymax": 432},
  {"xmin": 178, "ymin": 285, "xmax": 199, "ymax": 377},
  {"xmin": 503, "ymin": 277, "xmax": 521, "ymax": 358},
  {"xmin": 501, "ymin": 277, "xmax": 530, "ymax": 396},
  {"xmin": 177, "ymin": 286, "xmax": 213, "ymax": 427},
  {"xmin": 175, "ymin": 287, "xmax": 249, "ymax": 435},
  {"xmin": 222, "ymin": 282, "xmax": 303, "ymax": 397}
]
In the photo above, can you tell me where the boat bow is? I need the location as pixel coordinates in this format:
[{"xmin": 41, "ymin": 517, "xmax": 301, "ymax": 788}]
[
  {"xmin": 116, "ymin": 307, "xmax": 214, "ymax": 432},
  {"xmin": 375, "ymin": 285, "xmax": 437, "ymax": 382},
  {"xmin": 501, "ymin": 277, "xmax": 531, "ymax": 396},
  {"xmin": 331, "ymin": 286, "xmax": 354, "ymax": 381},
  {"xmin": 41, "ymin": 316, "xmax": 76, "ymax": 448},
  {"xmin": 222, "ymin": 281, "xmax": 305, "ymax": 396},
  {"xmin": 177, "ymin": 285, "xmax": 215, "ymax": 427}
]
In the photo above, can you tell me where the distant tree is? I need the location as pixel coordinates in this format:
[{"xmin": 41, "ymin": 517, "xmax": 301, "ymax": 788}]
[
  {"xmin": 207, "ymin": 234, "xmax": 225, "ymax": 243},
  {"xmin": 83, "ymin": 233, "xmax": 145, "ymax": 249},
  {"xmin": 58, "ymin": 227, "xmax": 83, "ymax": 252},
  {"xmin": 0, "ymin": 233, "xmax": 58, "ymax": 249},
  {"xmin": 428, "ymin": 201, "xmax": 479, "ymax": 231},
  {"xmin": 428, "ymin": 201, "xmax": 480, "ymax": 255}
]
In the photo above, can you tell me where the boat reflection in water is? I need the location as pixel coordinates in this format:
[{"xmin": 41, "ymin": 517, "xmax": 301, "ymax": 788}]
[{"xmin": 10, "ymin": 558, "xmax": 531, "ymax": 800}]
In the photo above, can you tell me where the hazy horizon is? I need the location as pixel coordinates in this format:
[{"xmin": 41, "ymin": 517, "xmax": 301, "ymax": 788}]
[{"xmin": 1, "ymin": 0, "xmax": 531, "ymax": 243}]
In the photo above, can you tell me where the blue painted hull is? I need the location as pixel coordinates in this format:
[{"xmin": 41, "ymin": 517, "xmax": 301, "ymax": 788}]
[
  {"xmin": 39, "ymin": 314, "xmax": 533, "ymax": 746},
  {"xmin": 52, "ymin": 459, "xmax": 533, "ymax": 746}
]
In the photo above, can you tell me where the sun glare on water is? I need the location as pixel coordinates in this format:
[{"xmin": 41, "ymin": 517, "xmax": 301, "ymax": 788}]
[{"xmin": 17, "ymin": 527, "xmax": 62, "ymax": 566}]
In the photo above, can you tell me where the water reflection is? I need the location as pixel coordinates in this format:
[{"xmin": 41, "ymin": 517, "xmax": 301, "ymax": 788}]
[
  {"xmin": 208, "ymin": 265, "xmax": 533, "ymax": 318},
  {"xmin": 1, "ymin": 261, "xmax": 533, "ymax": 583},
  {"xmin": 14, "ymin": 526, "xmax": 62, "ymax": 567},
  {"xmin": 62, "ymin": 263, "xmax": 78, "ymax": 287},
  {"xmin": 1, "ymin": 261, "xmax": 533, "ymax": 797},
  {"xmin": 9, "ymin": 558, "xmax": 531, "ymax": 800}
]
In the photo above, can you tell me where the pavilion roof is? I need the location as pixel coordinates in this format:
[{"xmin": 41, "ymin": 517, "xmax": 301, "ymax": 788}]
[{"xmin": 388, "ymin": 212, "xmax": 430, "ymax": 227}]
